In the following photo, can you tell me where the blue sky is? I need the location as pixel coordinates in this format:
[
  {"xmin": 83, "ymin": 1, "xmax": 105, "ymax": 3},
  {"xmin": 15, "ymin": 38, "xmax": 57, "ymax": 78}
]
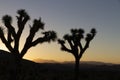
[{"xmin": 0, "ymin": 0, "xmax": 120, "ymax": 63}]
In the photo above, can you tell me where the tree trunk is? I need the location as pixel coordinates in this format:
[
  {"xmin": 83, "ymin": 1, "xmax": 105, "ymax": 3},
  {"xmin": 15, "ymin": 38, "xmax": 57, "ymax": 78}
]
[
  {"xmin": 15, "ymin": 54, "xmax": 22, "ymax": 80},
  {"xmin": 10, "ymin": 53, "xmax": 22, "ymax": 80},
  {"xmin": 75, "ymin": 58, "xmax": 80, "ymax": 80}
]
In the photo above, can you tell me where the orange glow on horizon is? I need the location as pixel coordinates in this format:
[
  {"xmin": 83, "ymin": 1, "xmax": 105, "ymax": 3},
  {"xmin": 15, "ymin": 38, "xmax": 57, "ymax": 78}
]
[{"xmin": 0, "ymin": 40, "xmax": 120, "ymax": 64}]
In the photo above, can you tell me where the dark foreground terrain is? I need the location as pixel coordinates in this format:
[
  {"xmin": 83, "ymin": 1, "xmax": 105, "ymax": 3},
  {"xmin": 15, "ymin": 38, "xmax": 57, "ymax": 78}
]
[
  {"xmin": 0, "ymin": 50, "xmax": 120, "ymax": 80},
  {"xmin": 0, "ymin": 59, "xmax": 120, "ymax": 80}
]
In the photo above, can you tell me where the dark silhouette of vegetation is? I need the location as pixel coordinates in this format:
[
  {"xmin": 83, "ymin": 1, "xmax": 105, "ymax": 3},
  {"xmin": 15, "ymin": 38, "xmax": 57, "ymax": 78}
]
[
  {"xmin": 58, "ymin": 28, "xmax": 96, "ymax": 80},
  {"xmin": 0, "ymin": 9, "xmax": 57, "ymax": 61},
  {"xmin": 0, "ymin": 9, "xmax": 57, "ymax": 80}
]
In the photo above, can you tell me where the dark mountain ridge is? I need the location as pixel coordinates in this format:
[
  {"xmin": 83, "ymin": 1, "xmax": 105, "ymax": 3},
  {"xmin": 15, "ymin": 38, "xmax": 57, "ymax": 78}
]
[
  {"xmin": 0, "ymin": 50, "xmax": 120, "ymax": 80},
  {"xmin": 0, "ymin": 49, "xmax": 120, "ymax": 71}
]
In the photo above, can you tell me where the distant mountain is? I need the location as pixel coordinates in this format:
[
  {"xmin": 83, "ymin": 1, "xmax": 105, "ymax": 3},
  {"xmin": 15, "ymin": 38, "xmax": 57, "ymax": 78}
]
[
  {"xmin": 33, "ymin": 58, "xmax": 59, "ymax": 63},
  {"xmin": 63, "ymin": 61, "xmax": 114, "ymax": 66},
  {"xmin": 0, "ymin": 50, "xmax": 120, "ymax": 80},
  {"xmin": 0, "ymin": 50, "xmax": 119, "ymax": 72},
  {"xmin": 0, "ymin": 49, "xmax": 114, "ymax": 66},
  {"xmin": 33, "ymin": 58, "xmax": 114, "ymax": 66}
]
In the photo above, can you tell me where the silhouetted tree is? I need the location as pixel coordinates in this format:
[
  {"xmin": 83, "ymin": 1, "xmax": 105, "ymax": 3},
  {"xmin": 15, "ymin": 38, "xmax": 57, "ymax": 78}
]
[
  {"xmin": 58, "ymin": 28, "xmax": 96, "ymax": 80},
  {"xmin": 0, "ymin": 9, "xmax": 57, "ymax": 80},
  {"xmin": 0, "ymin": 9, "xmax": 56, "ymax": 61}
]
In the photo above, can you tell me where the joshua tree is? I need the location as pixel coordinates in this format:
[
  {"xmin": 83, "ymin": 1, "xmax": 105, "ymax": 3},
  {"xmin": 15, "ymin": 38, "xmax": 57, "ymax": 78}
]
[
  {"xmin": 0, "ymin": 9, "xmax": 56, "ymax": 62},
  {"xmin": 0, "ymin": 9, "xmax": 57, "ymax": 80},
  {"xmin": 58, "ymin": 28, "xmax": 96, "ymax": 80}
]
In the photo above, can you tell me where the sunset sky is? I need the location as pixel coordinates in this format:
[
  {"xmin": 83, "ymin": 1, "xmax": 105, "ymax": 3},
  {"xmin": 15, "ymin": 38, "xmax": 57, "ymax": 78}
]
[{"xmin": 0, "ymin": 0, "xmax": 120, "ymax": 64}]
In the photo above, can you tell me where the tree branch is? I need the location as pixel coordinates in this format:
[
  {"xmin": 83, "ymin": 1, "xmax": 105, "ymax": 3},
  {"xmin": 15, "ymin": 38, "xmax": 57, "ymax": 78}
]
[
  {"xmin": 15, "ymin": 11, "xmax": 30, "ymax": 51},
  {"xmin": 7, "ymin": 30, "xmax": 13, "ymax": 44},
  {"xmin": 78, "ymin": 41, "xmax": 83, "ymax": 51},
  {"xmin": 58, "ymin": 39, "xmax": 72, "ymax": 53},
  {"xmin": 67, "ymin": 39, "xmax": 74, "ymax": 50},
  {"xmin": 31, "ymin": 37, "xmax": 46, "ymax": 46},
  {"xmin": 0, "ymin": 27, "xmax": 13, "ymax": 53},
  {"xmin": 2, "ymin": 15, "xmax": 16, "ymax": 39},
  {"xmin": 79, "ymin": 41, "xmax": 90, "ymax": 59}
]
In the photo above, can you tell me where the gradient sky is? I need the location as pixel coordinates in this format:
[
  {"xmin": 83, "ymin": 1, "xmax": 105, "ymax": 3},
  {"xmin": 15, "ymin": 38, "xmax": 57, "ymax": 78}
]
[{"xmin": 0, "ymin": 0, "xmax": 120, "ymax": 64}]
